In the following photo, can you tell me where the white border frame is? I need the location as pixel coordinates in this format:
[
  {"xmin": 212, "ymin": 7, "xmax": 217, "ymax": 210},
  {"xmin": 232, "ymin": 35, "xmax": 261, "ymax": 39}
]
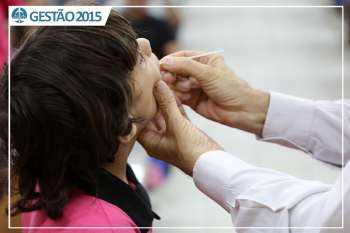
[{"xmin": 7, "ymin": 4, "xmax": 344, "ymax": 230}]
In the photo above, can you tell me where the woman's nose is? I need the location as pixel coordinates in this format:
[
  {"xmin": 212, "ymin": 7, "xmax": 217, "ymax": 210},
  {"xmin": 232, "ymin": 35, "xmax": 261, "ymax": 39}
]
[{"xmin": 136, "ymin": 38, "xmax": 152, "ymax": 57}]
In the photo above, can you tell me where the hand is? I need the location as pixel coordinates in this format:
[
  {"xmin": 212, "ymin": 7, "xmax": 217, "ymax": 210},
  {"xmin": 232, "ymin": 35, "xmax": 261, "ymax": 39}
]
[
  {"xmin": 137, "ymin": 81, "xmax": 222, "ymax": 176},
  {"xmin": 160, "ymin": 51, "xmax": 270, "ymax": 136}
]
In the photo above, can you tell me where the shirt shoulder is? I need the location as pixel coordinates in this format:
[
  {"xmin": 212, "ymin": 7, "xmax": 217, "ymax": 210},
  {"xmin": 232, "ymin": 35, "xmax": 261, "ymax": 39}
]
[{"xmin": 21, "ymin": 191, "xmax": 140, "ymax": 233}]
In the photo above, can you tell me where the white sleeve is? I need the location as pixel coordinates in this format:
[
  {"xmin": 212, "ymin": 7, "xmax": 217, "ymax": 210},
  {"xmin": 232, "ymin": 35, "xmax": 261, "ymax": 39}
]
[
  {"xmin": 262, "ymin": 92, "xmax": 350, "ymax": 166},
  {"xmin": 193, "ymin": 151, "xmax": 348, "ymax": 231}
]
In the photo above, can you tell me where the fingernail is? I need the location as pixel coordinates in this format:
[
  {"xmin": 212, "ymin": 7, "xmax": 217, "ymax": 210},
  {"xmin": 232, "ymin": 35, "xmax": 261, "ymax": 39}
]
[
  {"xmin": 162, "ymin": 73, "xmax": 175, "ymax": 83},
  {"xmin": 161, "ymin": 57, "xmax": 174, "ymax": 67},
  {"xmin": 157, "ymin": 80, "xmax": 168, "ymax": 93}
]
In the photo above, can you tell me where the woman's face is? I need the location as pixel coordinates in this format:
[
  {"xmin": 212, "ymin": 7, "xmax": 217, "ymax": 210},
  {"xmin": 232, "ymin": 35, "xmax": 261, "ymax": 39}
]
[{"xmin": 131, "ymin": 38, "xmax": 161, "ymax": 124}]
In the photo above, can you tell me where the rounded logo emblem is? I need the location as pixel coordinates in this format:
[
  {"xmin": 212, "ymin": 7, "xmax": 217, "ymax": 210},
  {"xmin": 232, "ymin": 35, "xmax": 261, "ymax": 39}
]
[{"xmin": 11, "ymin": 8, "xmax": 27, "ymax": 23}]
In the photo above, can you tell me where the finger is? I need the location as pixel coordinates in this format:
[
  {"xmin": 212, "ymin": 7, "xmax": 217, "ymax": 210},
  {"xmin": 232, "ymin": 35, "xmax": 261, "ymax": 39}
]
[
  {"xmin": 154, "ymin": 111, "xmax": 166, "ymax": 133},
  {"xmin": 161, "ymin": 71, "xmax": 176, "ymax": 84},
  {"xmin": 174, "ymin": 90, "xmax": 192, "ymax": 102},
  {"xmin": 175, "ymin": 95, "xmax": 189, "ymax": 119},
  {"xmin": 178, "ymin": 88, "xmax": 203, "ymax": 108},
  {"xmin": 162, "ymin": 74, "xmax": 200, "ymax": 92},
  {"xmin": 160, "ymin": 56, "xmax": 213, "ymax": 83},
  {"xmin": 153, "ymin": 80, "xmax": 184, "ymax": 131},
  {"xmin": 162, "ymin": 50, "xmax": 203, "ymax": 58},
  {"xmin": 175, "ymin": 79, "xmax": 192, "ymax": 92},
  {"xmin": 145, "ymin": 120, "xmax": 158, "ymax": 132},
  {"xmin": 138, "ymin": 129, "xmax": 162, "ymax": 152},
  {"xmin": 189, "ymin": 77, "xmax": 200, "ymax": 89},
  {"xmin": 192, "ymin": 54, "xmax": 211, "ymax": 64}
]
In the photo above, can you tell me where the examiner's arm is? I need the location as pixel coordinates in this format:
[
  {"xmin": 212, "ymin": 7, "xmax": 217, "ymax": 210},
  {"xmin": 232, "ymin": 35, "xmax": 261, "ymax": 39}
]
[
  {"xmin": 262, "ymin": 93, "xmax": 350, "ymax": 166},
  {"xmin": 193, "ymin": 93, "xmax": 350, "ymax": 229},
  {"xmin": 194, "ymin": 151, "xmax": 348, "ymax": 229},
  {"xmin": 138, "ymin": 80, "xmax": 349, "ymax": 230}
]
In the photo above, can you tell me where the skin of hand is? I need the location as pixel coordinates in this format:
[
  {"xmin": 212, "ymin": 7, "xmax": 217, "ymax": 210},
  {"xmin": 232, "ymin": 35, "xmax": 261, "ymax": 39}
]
[
  {"xmin": 137, "ymin": 80, "xmax": 222, "ymax": 176},
  {"xmin": 160, "ymin": 51, "xmax": 270, "ymax": 137}
]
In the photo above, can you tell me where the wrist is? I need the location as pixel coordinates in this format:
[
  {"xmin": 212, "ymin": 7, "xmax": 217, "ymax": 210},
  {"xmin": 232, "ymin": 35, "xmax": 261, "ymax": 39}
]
[
  {"xmin": 178, "ymin": 139, "xmax": 222, "ymax": 177},
  {"xmin": 237, "ymin": 88, "xmax": 270, "ymax": 136}
]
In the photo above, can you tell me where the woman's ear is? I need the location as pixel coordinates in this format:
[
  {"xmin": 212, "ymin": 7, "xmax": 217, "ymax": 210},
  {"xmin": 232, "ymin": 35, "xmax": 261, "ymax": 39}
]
[{"xmin": 118, "ymin": 123, "xmax": 137, "ymax": 144}]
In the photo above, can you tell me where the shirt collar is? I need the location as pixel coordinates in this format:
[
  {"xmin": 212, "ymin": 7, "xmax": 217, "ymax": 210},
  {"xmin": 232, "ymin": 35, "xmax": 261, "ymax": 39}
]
[{"xmin": 72, "ymin": 164, "xmax": 160, "ymax": 231}]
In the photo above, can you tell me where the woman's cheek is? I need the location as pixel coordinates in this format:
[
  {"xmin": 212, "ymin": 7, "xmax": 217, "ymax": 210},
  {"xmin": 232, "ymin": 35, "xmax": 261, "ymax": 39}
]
[
  {"xmin": 149, "ymin": 78, "xmax": 159, "ymax": 117},
  {"xmin": 140, "ymin": 95, "xmax": 158, "ymax": 120}
]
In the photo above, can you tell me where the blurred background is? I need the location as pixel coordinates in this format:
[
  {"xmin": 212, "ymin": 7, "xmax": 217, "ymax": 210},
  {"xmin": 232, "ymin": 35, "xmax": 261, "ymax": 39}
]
[
  {"xmin": 1, "ymin": 0, "xmax": 349, "ymax": 232},
  {"xmin": 123, "ymin": 1, "xmax": 349, "ymax": 231}
]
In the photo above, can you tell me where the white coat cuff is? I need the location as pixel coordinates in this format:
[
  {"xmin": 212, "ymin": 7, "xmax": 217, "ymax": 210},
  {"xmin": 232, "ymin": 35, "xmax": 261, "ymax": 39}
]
[
  {"xmin": 262, "ymin": 92, "xmax": 316, "ymax": 152},
  {"xmin": 193, "ymin": 150, "xmax": 252, "ymax": 212}
]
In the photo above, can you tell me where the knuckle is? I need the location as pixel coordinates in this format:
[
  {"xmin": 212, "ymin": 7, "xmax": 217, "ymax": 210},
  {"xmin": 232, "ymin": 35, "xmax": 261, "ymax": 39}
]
[{"xmin": 217, "ymin": 54, "xmax": 224, "ymax": 61}]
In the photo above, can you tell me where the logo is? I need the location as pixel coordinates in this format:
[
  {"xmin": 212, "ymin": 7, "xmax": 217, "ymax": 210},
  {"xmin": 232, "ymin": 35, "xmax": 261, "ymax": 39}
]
[
  {"xmin": 11, "ymin": 8, "xmax": 27, "ymax": 23},
  {"xmin": 9, "ymin": 6, "xmax": 109, "ymax": 26}
]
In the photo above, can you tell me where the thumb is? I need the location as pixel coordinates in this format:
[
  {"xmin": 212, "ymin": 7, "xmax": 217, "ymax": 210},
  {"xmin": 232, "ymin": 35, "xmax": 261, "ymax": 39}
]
[
  {"xmin": 154, "ymin": 81, "xmax": 184, "ymax": 131},
  {"xmin": 138, "ymin": 129, "xmax": 161, "ymax": 153},
  {"xmin": 160, "ymin": 56, "xmax": 212, "ymax": 83}
]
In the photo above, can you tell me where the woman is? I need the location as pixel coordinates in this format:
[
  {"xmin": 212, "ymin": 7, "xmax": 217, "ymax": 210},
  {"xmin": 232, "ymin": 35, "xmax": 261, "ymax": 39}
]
[{"xmin": 1, "ymin": 9, "xmax": 161, "ymax": 233}]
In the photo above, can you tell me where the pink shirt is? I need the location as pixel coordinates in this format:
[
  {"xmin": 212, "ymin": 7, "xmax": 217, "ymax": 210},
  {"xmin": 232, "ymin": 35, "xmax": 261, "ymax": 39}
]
[
  {"xmin": 21, "ymin": 189, "xmax": 146, "ymax": 233},
  {"xmin": 21, "ymin": 167, "xmax": 157, "ymax": 233}
]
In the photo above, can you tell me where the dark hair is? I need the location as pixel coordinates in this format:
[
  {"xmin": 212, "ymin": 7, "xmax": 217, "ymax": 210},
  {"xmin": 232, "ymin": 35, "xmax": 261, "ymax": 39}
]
[{"xmin": 0, "ymin": 10, "xmax": 139, "ymax": 219}]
